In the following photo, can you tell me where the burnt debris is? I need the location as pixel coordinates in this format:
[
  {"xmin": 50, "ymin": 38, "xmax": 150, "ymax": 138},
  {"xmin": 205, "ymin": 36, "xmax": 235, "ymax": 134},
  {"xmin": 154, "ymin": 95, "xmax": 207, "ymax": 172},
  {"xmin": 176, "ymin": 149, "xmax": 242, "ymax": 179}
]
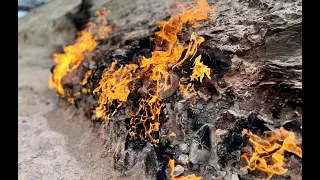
[
  {"xmin": 177, "ymin": 46, "xmax": 232, "ymax": 82},
  {"xmin": 217, "ymin": 113, "xmax": 271, "ymax": 164}
]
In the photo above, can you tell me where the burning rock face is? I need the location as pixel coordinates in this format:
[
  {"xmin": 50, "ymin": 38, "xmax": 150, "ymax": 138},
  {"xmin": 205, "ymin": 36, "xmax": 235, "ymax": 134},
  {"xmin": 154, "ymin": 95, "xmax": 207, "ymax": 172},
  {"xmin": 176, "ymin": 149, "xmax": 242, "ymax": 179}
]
[
  {"xmin": 89, "ymin": 0, "xmax": 216, "ymax": 147},
  {"xmin": 48, "ymin": 0, "xmax": 302, "ymax": 180}
]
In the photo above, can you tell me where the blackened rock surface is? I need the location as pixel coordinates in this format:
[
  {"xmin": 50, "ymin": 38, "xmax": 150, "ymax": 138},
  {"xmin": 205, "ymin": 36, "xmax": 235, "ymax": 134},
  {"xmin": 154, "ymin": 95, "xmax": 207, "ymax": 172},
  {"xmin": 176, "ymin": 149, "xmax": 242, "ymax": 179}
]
[
  {"xmin": 217, "ymin": 131, "xmax": 243, "ymax": 164},
  {"xmin": 233, "ymin": 113, "xmax": 270, "ymax": 134},
  {"xmin": 73, "ymin": 0, "xmax": 92, "ymax": 31},
  {"xmin": 197, "ymin": 47, "xmax": 231, "ymax": 76},
  {"xmin": 282, "ymin": 120, "xmax": 302, "ymax": 133},
  {"xmin": 216, "ymin": 113, "xmax": 271, "ymax": 164}
]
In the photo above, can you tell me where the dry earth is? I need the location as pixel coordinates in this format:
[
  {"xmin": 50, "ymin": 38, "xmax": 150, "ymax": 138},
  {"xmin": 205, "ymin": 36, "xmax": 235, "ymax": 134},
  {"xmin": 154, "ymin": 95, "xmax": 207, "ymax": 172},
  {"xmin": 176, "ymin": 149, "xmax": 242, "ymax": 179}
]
[{"xmin": 18, "ymin": 1, "xmax": 122, "ymax": 179}]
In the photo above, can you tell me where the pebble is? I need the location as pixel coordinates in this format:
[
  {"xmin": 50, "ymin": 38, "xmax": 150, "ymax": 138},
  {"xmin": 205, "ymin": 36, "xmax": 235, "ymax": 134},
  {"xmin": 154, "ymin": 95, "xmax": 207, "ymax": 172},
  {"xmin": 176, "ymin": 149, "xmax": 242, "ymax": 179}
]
[
  {"xmin": 177, "ymin": 154, "xmax": 189, "ymax": 165},
  {"xmin": 173, "ymin": 165, "xmax": 184, "ymax": 177},
  {"xmin": 179, "ymin": 143, "xmax": 189, "ymax": 153},
  {"xmin": 196, "ymin": 104, "xmax": 203, "ymax": 110},
  {"xmin": 206, "ymin": 102, "xmax": 215, "ymax": 109},
  {"xmin": 231, "ymin": 174, "xmax": 239, "ymax": 180}
]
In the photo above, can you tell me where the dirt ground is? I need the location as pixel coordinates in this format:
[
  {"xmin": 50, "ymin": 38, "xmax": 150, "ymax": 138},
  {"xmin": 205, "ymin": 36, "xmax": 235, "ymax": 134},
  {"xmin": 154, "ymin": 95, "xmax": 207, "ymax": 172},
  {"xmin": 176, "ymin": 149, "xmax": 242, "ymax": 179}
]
[
  {"xmin": 18, "ymin": 1, "xmax": 122, "ymax": 179},
  {"xmin": 17, "ymin": 43, "xmax": 125, "ymax": 180}
]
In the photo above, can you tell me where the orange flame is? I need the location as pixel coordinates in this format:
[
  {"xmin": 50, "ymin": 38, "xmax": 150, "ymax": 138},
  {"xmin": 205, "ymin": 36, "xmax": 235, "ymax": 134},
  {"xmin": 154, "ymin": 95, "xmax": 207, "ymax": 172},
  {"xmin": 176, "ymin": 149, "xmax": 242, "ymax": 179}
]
[
  {"xmin": 130, "ymin": 0, "xmax": 214, "ymax": 144},
  {"xmin": 179, "ymin": 82, "xmax": 197, "ymax": 107},
  {"xmin": 168, "ymin": 159, "xmax": 202, "ymax": 180},
  {"xmin": 80, "ymin": 70, "xmax": 93, "ymax": 86},
  {"xmin": 92, "ymin": 0, "xmax": 215, "ymax": 145},
  {"xmin": 93, "ymin": 61, "xmax": 138, "ymax": 124},
  {"xmin": 139, "ymin": 0, "xmax": 215, "ymax": 93},
  {"xmin": 49, "ymin": 9, "xmax": 112, "ymax": 97},
  {"xmin": 49, "ymin": 30, "xmax": 96, "ymax": 97},
  {"xmin": 179, "ymin": 83, "xmax": 197, "ymax": 99},
  {"xmin": 241, "ymin": 127, "xmax": 302, "ymax": 180},
  {"xmin": 190, "ymin": 55, "xmax": 211, "ymax": 82}
]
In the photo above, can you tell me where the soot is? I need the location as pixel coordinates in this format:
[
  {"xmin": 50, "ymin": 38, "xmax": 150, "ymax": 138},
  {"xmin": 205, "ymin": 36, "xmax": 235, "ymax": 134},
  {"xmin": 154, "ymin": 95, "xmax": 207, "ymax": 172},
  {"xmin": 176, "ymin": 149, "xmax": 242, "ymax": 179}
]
[{"xmin": 196, "ymin": 46, "xmax": 231, "ymax": 76}]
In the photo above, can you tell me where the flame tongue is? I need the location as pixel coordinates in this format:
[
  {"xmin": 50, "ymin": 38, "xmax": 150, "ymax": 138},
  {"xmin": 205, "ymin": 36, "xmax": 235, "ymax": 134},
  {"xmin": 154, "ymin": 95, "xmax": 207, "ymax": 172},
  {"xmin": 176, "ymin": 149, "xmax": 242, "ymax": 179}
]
[
  {"xmin": 49, "ymin": 30, "xmax": 96, "ymax": 97},
  {"xmin": 49, "ymin": 9, "xmax": 112, "ymax": 97},
  {"xmin": 93, "ymin": 61, "xmax": 138, "ymax": 124},
  {"xmin": 241, "ymin": 127, "xmax": 302, "ymax": 180}
]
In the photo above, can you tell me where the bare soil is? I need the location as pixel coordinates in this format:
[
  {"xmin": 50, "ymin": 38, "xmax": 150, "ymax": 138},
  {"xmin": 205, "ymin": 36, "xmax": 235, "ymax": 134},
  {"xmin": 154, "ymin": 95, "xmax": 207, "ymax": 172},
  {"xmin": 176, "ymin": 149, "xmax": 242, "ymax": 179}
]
[
  {"xmin": 18, "ymin": 45, "xmax": 125, "ymax": 180},
  {"xmin": 18, "ymin": 1, "xmax": 122, "ymax": 179}
]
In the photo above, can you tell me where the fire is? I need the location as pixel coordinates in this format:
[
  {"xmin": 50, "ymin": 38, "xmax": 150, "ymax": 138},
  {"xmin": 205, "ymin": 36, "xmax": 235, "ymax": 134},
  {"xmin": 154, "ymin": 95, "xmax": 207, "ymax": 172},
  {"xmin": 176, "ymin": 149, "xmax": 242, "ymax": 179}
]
[
  {"xmin": 91, "ymin": 8, "xmax": 113, "ymax": 40},
  {"xmin": 129, "ymin": 95, "xmax": 163, "ymax": 144},
  {"xmin": 94, "ymin": 0, "xmax": 215, "ymax": 144},
  {"xmin": 179, "ymin": 82, "xmax": 197, "ymax": 107},
  {"xmin": 190, "ymin": 55, "xmax": 211, "ymax": 83},
  {"xmin": 241, "ymin": 127, "xmax": 302, "ymax": 180},
  {"xmin": 49, "ymin": 30, "xmax": 96, "ymax": 97},
  {"xmin": 80, "ymin": 70, "xmax": 92, "ymax": 86},
  {"xmin": 179, "ymin": 83, "xmax": 197, "ymax": 98},
  {"xmin": 138, "ymin": 0, "xmax": 215, "ymax": 93},
  {"xmin": 130, "ymin": 0, "xmax": 214, "ymax": 143},
  {"xmin": 49, "ymin": 9, "xmax": 112, "ymax": 97},
  {"xmin": 168, "ymin": 159, "xmax": 202, "ymax": 180},
  {"xmin": 93, "ymin": 61, "xmax": 138, "ymax": 124}
]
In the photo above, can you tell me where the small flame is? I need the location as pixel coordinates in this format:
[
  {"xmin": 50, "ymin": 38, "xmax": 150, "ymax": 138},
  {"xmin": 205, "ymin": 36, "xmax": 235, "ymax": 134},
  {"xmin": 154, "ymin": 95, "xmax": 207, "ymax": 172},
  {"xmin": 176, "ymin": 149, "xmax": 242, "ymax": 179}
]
[
  {"xmin": 179, "ymin": 83, "xmax": 197, "ymax": 99},
  {"xmin": 179, "ymin": 82, "xmax": 197, "ymax": 107},
  {"xmin": 49, "ymin": 9, "xmax": 112, "ymax": 97},
  {"xmin": 49, "ymin": 30, "xmax": 96, "ymax": 97},
  {"xmin": 190, "ymin": 55, "xmax": 211, "ymax": 83},
  {"xmin": 169, "ymin": 132, "xmax": 177, "ymax": 137},
  {"xmin": 168, "ymin": 159, "xmax": 202, "ymax": 180},
  {"xmin": 241, "ymin": 127, "xmax": 302, "ymax": 180},
  {"xmin": 93, "ymin": 61, "xmax": 138, "ymax": 124},
  {"xmin": 80, "ymin": 70, "xmax": 92, "ymax": 86}
]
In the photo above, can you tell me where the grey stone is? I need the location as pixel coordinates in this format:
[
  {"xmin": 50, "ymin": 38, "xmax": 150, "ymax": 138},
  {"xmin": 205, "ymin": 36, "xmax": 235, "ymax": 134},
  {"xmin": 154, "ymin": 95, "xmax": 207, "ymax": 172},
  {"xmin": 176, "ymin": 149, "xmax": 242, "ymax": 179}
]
[
  {"xmin": 179, "ymin": 143, "xmax": 189, "ymax": 153},
  {"xmin": 257, "ymin": 115, "xmax": 275, "ymax": 125},
  {"xmin": 197, "ymin": 90, "xmax": 211, "ymax": 102},
  {"xmin": 189, "ymin": 139, "xmax": 211, "ymax": 165},
  {"xmin": 215, "ymin": 129, "xmax": 228, "ymax": 145},
  {"xmin": 231, "ymin": 174, "xmax": 239, "ymax": 180},
  {"xmin": 270, "ymin": 2, "xmax": 283, "ymax": 13},
  {"xmin": 173, "ymin": 165, "xmax": 184, "ymax": 177},
  {"xmin": 196, "ymin": 104, "xmax": 204, "ymax": 110},
  {"xmin": 177, "ymin": 154, "xmax": 189, "ymax": 165},
  {"xmin": 206, "ymin": 102, "xmax": 215, "ymax": 109},
  {"xmin": 218, "ymin": 171, "xmax": 226, "ymax": 177}
]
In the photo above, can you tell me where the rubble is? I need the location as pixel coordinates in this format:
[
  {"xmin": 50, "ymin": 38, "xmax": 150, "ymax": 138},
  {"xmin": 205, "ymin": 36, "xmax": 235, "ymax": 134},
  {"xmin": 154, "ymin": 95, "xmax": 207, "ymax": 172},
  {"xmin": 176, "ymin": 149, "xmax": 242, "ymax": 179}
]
[
  {"xmin": 173, "ymin": 165, "xmax": 184, "ymax": 177},
  {"xmin": 177, "ymin": 154, "xmax": 189, "ymax": 165}
]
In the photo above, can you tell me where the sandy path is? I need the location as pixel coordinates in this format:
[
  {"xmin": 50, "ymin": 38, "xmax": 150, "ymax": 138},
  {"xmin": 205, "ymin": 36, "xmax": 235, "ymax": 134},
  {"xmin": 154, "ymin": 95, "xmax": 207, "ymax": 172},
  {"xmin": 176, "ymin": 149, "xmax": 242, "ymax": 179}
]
[
  {"xmin": 18, "ymin": 0, "xmax": 121, "ymax": 179},
  {"xmin": 18, "ymin": 38, "xmax": 120, "ymax": 180}
]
